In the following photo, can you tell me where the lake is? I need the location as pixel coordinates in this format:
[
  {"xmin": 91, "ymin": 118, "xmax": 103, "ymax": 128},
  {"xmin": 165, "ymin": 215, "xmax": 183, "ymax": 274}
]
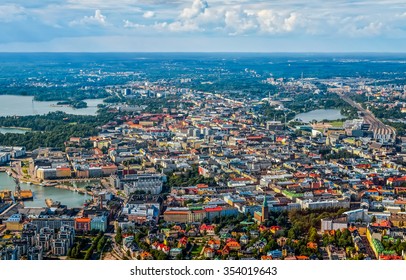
[
  {"xmin": 0, "ymin": 172, "xmax": 89, "ymax": 208},
  {"xmin": 294, "ymin": 109, "xmax": 345, "ymax": 123},
  {"xmin": 0, "ymin": 95, "xmax": 104, "ymax": 117},
  {"xmin": 0, "ymin": 127, "xmax": 30, "ymax": 134}
]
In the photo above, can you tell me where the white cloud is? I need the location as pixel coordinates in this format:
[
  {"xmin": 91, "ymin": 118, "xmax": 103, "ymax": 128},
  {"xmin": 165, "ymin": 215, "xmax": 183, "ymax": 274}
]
[
  {"xmin": 69, "ymin": 9, "xmax": 107, "ymax": 26},
  {"xmin": 0, "ymin": 4, "xmax": 26, "ymax": 22},
  {"xmin": 284, "ymin": 13, "xmax": 298, "ymax": 32},
  {"xmin": 339, "ymin": 19, "xmax": 384, "ymax": 37},
  {"xmin": 124, "ymin": 19, "xmax": 200, "ymax": 32},
  {"xmin": 168, "ymin": 21, "xmax": 201, "ymax": 32},
  {"xmin": 256, "ymin": 10, "xmax": 299, "ymax": 33},
  {"xmin": 152, "ymin": 1, "xmax": 304, "ymax": 35},
  {"xmin": 224, "ymin": 10, "xmax": 257, "ymax": 35},
  {"xmin": 180, "ymin": 0, "xmax": 208, "ymax": 19},
  {"xmin": 123, "ymin": 20, "xmax": 145, "ymax": 28},
  {"xmin": 3, "ymin": 0, "xmax": 406, "ymax": 51},
  {"xmin": 143, "ymin": 11, "xmax": 156, "ymax": 18}
]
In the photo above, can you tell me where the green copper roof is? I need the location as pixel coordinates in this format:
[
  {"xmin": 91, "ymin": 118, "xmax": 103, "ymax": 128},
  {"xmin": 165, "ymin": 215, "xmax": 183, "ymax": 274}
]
[{"xmin": 263, "ymin": 195, "xmax": 268, "ymax": 207}]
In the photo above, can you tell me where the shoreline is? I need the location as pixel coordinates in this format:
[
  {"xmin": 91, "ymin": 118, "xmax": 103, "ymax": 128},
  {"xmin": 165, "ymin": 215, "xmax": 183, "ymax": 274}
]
[
  {"xmin": 0, "ymin": 126, "xmax": 32, "ymax": 131},
  {"xmin": 0, "ymin": 95, "xmax": 104, "ymax": 117},
  {"xmin": 0, "ymin": 171, "xmax": 94, "ymax": 196},
  {"xmin": 54, "ymin": 184, "xmax": 93, "ymax": 196}
]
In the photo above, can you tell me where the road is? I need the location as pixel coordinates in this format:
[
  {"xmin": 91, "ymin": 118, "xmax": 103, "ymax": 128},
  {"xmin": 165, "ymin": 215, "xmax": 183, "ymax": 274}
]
[{"xmin": 337, "ymin": 93, "xmax": 396, "ymax": 140}]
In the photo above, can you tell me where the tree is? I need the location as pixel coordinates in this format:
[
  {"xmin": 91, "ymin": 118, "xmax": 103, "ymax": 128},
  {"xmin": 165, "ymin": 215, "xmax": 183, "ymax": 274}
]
[
  {"xmin": 69, "ymin": 248, "xmax": 75, "ymax": 258},
  {"xmin": 97, "ymin": 236, "xmax": 107, "ymax": 253},
  {"xmin": 308, "ymin": 227, "xmax": 319, "ymax": 243},
  {"xmin": 288, "ymin": 228, "xmax": 296, "ymax": 239},
  {"xmin": 74, "ymin": 244, "xmax": 82, "ymax": 259},
  {"xmin": 115, "ymin": 226, "xmax": 123, "ymax": 245},
  {"xmin": 353, "ymin": 253, "xmax": 365, "ymax": 260},
  {"xmin": 322, "ymin": 233, "xmax": 330, "ymax": 246},
  {"xmin": 84, "ymin": 249, "xmax": 93, "ymax": 260}
]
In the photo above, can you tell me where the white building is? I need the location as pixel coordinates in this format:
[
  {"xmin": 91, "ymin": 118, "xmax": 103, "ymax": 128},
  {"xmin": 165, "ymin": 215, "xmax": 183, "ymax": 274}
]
[
  {"xmin": 123, "ymin": 174, "xmax": 163, "ymax": 195},
  {"xmin": 321, "ymin": 217, "xmax": 348, "ymax": 232},
  {"xmin": 297, "ymin": 197, "xmax": 350, "ymax": 210},
  {"xmin": 0, "ymin": 146, "xmax": 26, "ymax": 158}
]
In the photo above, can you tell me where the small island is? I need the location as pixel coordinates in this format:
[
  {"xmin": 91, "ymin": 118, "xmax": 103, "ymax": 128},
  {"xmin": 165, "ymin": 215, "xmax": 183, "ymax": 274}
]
[{"xmin": 56, "ymin": 100, "xmax": 88, "ymax": 109}]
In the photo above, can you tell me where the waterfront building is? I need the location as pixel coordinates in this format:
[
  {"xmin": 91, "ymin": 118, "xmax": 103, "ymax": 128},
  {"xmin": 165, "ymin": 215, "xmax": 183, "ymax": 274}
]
[
  {"xmin": 0, "ymin": 146, "xmax": 26, "ymax": 158},
  {"xmin": 75, "ymin": 217, "xmax": 91, "ymax": 232},
  {"xmin": 36, "ymin": 166, "xmax": 72, "ymax": 180},
  {"xmin": 91, "ymin": 216, "xmax": 108, "ymax": 232}
]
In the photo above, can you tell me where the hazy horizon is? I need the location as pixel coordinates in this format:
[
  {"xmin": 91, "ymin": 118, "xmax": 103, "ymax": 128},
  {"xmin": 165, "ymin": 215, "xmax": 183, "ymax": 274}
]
[{"xmin": 1, "ymin": 51, "xmax": 406, "ymax": 54}]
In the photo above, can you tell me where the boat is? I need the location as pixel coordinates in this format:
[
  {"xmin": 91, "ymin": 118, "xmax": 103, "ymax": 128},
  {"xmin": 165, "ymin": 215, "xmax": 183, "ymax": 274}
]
[
  {"xmin": 17, "ymin": 190, "xmax": 33, "ymax": 200},
  {"xmin": 45, "ymin": 198, "xmax": 53, "ymax": 207},
  {"xmin": 45, "ymin": 198, "xmax": 61, "ymax": 208},
  {"xmin": 0, "ymin": 190, "xmax": 13, "ymax": 201},
  {"xmin": 6, "ymin": 171, "xmax": 12, "ymax": 176},
  {"xmin": 43, "ymin": 182, "xmax": 57, "ymax": 187}
]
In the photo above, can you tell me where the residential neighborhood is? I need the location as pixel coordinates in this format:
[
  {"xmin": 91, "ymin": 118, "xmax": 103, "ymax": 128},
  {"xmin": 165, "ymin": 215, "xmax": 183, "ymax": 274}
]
[{"xmin": 2, "ymin": 81, "xmax": 406, "ymax": 260}]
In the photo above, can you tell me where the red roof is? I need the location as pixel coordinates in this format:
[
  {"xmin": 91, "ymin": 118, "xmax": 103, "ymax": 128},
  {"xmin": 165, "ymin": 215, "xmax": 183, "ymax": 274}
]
[
  {"xmin": 270, "ymin": 226, "xmax": 282, "ymax": 231},
  {"xmin": 164, "ymin": 211, "xmax": 189, "ymax": 215},
  {"xmin": 372, "ymin": 220, "xmax": 392, "ymax": 228},
  {"xmin": 388, "ymin": 176, "xmax": 406, "ymax": 182},
  {"xmin": 56, "ymin": 167, "xmax": 70, "ymax": 171},
  {"xmin": 247, "ymin": 136, "xmax": 263, "ymax": 140},
  {"xmin": 205, "ymin": 207, "xmax": 222, "ymax": 212},
  {"xmin": 231, "ymin": 178, "xmax": 251, "ymax": 182},
  {"xmin": 200, "ymin": 224, "xmax": 215, "ymax": 231},
  {"xmin": 379, "ymin": 255, "xmax": 402, "ymax": 260},
  {"xmin": 75, "ymin": 217, "xmax": 90, "ymax": 223}
]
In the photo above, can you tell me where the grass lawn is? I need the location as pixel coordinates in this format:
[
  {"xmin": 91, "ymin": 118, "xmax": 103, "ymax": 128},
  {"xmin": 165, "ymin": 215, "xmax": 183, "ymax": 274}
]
[
  {"xmin": 191, "ymin": 244, "xmax": 203, "ymax": 256},
  {"xmin": 329, "ymin": 121, "xmax": 344, "ymax": 127}
]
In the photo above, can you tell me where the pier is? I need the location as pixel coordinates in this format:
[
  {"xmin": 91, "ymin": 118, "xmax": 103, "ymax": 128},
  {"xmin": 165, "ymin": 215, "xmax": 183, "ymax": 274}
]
[{"xmin": 54, "ymin": 184, "xmax": 93, "ymax": 196}]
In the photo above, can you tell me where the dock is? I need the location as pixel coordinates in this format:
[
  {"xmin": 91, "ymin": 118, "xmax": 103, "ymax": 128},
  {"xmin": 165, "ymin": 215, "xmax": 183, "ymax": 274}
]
[{"xmin": 54, "ymin": 184, "xmax": 93, "ymax": 196}]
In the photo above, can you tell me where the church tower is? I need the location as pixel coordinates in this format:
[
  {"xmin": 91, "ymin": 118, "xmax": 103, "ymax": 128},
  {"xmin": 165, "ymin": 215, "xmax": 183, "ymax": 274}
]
[{"xmin": 261, "ymin": 195, "xmax": 269, "ymax": 222}]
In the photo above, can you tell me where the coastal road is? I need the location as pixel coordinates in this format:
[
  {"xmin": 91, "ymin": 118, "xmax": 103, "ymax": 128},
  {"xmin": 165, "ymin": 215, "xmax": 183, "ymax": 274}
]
[{"xmin": 337, "ymin": 93, "xmax": 396, "ymax": 140}]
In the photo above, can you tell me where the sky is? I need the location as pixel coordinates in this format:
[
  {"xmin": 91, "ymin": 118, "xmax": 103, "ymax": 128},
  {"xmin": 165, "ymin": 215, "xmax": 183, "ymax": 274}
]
[{"xmin": 0, "ymin": 0, "xmax": 406, "ymax": 52}]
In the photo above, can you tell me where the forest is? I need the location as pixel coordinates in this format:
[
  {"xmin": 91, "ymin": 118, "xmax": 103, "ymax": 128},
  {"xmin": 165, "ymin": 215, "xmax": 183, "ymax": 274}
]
[{"xmin": 0, "ymin": 110, "xmax": 119, "ymax": 150}]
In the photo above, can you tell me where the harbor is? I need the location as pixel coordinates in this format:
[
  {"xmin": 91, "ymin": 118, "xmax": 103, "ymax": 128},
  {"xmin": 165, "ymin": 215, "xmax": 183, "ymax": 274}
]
[
  {"xmin": 54, "ymin": 184, "xmax": 93, "ymax": 196},
  {"xmin": 0, "ymin": 171, "xmax": 90, "ymax": 208}
]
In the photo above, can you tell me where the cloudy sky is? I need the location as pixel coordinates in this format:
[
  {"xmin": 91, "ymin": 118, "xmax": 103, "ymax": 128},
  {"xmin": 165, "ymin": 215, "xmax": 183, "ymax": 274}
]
[{"xmin": 0, "ymin": 0, "xmax": 406, "ymax": 52}]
